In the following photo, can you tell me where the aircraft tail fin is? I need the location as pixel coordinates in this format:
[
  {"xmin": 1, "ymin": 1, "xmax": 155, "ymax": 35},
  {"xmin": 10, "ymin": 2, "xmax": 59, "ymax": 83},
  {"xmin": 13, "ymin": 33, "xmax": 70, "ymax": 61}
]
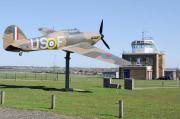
[{"xmin": 3, "ymin": 25, "xmax": 28, "ymax": 51}]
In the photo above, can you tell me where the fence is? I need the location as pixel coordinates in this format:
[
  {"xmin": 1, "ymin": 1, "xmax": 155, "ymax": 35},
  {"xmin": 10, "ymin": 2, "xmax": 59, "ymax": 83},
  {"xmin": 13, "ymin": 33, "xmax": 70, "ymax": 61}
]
[
  {"xmin": 134, "ymin": 80, "xmax": 180, "ymax": 89},
  {"xmin": 0, "ymin": 72, "xmax": 63, "ymax": 81}
]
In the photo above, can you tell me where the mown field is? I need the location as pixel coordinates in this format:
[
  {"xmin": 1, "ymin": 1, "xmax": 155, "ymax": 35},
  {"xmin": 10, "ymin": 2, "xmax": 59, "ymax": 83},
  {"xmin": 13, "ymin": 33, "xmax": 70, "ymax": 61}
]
[{"xmin": 0, "ymin": 72, "xmax": 180, "ymax": 119}]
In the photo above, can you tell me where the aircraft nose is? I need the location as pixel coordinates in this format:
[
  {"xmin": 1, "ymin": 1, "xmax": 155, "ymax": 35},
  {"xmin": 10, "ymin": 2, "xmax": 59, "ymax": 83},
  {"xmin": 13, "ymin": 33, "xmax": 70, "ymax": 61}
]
[
  {"xmin": 83, "ymin": 32, "xmax": 101, "ymax": 44},
  {"xmin": 90, "ymin": 33, "xmax": 101, "ymax": 43}
]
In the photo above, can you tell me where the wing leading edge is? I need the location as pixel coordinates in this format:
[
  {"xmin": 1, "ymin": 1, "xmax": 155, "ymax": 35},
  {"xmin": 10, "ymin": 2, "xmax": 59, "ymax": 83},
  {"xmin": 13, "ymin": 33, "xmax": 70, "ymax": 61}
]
[{"xmin": 62, "ymin": 42, "xmax": 131, "ymax": 66}]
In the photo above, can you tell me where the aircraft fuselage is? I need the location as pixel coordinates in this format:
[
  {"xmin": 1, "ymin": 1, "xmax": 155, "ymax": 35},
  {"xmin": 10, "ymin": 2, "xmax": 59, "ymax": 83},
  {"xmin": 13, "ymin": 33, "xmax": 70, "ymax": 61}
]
[{"xmin": 23, "ymin": 31, "xmax": 101, "ymax": 52}]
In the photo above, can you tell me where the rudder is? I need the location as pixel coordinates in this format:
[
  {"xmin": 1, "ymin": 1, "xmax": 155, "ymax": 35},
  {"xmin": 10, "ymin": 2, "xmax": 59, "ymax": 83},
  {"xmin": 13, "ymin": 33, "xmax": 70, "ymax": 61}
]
[{"xmin": 3, "ymin": 25, "xmax": 27, "ymax": 51}]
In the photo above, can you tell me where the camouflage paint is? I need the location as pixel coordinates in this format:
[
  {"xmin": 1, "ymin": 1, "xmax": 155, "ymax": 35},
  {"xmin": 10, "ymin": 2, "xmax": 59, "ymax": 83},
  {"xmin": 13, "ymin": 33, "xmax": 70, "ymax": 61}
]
[{"xmin": 2, "ymin": 25, "xmax": 131, "ymax": 66}]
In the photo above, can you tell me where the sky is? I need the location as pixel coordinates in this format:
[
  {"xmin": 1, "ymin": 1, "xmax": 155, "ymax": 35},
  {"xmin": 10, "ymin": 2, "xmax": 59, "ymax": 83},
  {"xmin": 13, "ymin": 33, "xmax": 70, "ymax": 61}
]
[{"xmin": 0, "ymin": 0, "xmax": 180, "ymax": 68}]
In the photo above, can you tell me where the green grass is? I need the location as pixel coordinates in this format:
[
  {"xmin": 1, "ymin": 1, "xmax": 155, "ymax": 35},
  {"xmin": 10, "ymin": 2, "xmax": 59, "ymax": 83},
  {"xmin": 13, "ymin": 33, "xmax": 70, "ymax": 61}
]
[{"xmin": 0, "ymin": 74, "xmax": 180, "ymax": 119}]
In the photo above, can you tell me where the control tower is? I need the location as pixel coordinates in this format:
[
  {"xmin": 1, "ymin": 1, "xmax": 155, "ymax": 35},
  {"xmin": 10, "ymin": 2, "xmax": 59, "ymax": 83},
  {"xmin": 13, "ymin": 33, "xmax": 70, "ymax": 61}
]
[{"xmin": 120, "ymin": 36, "xmax": 165, "ymax": 80}]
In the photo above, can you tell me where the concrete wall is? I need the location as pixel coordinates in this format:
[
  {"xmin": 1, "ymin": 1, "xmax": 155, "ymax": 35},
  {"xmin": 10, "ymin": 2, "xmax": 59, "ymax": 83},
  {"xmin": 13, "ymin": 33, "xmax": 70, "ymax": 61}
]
[
  {"xmin": 119, "ymin": 66, "xmax": 152, "ymax": 80},
  {"xmin": 130, "ymin": 67, "xmax": 146, "ymax": 80}
]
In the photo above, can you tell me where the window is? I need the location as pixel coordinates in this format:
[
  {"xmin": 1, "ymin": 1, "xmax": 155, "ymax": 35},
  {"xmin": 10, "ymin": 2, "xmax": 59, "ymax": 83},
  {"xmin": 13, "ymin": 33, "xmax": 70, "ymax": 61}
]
[
  {"xmin": 146, "ymin": 57, "xmax": 150, "ymax": 65},
  {"xmin": 136, "ymin": 58, "xmax": 141, "ymax": 65}
]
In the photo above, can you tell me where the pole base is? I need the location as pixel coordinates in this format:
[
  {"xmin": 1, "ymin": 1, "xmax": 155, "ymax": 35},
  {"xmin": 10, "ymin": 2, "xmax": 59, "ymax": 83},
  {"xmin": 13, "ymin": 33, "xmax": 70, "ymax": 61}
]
[{"xmin": 62, "ymin": 88, "xmax": 73, "ymax": 92}]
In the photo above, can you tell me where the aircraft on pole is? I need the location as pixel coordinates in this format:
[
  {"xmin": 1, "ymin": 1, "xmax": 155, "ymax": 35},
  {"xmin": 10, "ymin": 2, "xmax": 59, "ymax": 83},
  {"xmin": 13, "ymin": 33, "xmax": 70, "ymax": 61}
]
[{"xmin": 3, "ymin": 20, "xmax": 130, "ymax": 91}]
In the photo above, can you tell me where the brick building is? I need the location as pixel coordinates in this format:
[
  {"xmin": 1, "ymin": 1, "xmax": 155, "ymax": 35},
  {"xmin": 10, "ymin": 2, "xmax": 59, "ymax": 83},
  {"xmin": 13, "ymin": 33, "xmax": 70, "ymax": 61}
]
[{"xmin": 119, "ymin": 38, "xmax": 165, "ymax": 80}]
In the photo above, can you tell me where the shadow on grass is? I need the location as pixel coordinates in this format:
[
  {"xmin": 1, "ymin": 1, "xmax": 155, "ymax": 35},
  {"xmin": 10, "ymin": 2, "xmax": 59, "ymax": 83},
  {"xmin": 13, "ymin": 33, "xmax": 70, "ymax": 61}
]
[
  {"xmin": 0, "ymin": 84, "xmax": 92, "ymax": 93},
  {"xmin": 99, "ymin": 113, "xmax": 119, "ymax": 118}
]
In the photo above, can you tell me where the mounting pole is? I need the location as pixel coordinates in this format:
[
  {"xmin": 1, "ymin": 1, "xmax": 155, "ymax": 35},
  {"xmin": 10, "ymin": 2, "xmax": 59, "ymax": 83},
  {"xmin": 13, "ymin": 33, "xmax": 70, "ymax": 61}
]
[
  {"xmin": 65, "ymin": 51, "xmax": 71, "ymax": 91},
  {"xmin": 142, "ymin": 31, "xmax": 145, "ymax": 40}
]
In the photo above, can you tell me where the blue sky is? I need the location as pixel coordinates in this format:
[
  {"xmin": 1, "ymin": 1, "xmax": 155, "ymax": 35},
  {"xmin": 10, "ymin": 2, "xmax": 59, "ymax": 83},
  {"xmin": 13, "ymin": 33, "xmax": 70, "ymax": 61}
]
[{"xmin": 0, "ymin": 0, "xmax": 180, "ymax": 68}]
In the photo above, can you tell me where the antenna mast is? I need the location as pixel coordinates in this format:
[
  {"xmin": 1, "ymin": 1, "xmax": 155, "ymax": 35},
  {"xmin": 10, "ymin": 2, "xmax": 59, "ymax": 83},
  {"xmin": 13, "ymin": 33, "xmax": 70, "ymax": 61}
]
[{"xmin": 142, "ymin": 31, "xmax": 145, "ymax": 40}]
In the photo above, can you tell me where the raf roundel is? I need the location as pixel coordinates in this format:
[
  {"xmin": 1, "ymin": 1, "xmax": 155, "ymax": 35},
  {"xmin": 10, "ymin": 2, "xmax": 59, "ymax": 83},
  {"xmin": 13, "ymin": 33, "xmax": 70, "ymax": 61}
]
[
  {"xmin": 49, "ymin": 40, "xmax": 54, "ymax": 47},
  {"xmin": 47, "ymin": 38, "xmax": 57, "ymax": 49}
]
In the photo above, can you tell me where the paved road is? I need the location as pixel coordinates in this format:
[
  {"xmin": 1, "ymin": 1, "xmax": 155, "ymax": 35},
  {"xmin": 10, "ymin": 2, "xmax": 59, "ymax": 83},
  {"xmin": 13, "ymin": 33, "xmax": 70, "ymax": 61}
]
[{"xmin": 0, "ymin": 107, "xmax": 83, "ymax": 119}]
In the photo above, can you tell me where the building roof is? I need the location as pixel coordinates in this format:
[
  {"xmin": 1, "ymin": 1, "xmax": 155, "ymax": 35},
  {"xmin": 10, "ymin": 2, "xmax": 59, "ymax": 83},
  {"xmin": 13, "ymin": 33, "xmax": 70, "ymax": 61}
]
[
  {"xmin": 122, "ymin": 52, "xmax": 164, "ymax": 55},
  {"xmin": 165, "ymin": 68, "xmax": 177, "ymax": 72}
]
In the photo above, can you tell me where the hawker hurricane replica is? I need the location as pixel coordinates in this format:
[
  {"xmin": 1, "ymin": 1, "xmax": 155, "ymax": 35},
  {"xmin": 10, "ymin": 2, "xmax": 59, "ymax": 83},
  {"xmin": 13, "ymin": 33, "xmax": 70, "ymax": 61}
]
[{"xmin": 3, "ymin": 20, "xmax": 130, "ymax": 66}]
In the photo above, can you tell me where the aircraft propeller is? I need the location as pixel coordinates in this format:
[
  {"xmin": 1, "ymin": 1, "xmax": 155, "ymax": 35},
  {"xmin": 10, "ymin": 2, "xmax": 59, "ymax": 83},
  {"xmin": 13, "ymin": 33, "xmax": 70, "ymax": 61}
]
[{"xmin": 99, "ymin": 20, "xmax": 110, "ymax": 49}]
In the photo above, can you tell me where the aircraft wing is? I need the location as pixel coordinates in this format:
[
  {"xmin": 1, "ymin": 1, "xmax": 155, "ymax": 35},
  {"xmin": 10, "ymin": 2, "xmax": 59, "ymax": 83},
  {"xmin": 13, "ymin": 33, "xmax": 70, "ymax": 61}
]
[
  {"xmin": 38, "ymin": 27, "xmax": 56, "ymax": 35},
  {"xmin": 62, "ymin": 42, "xmax": 131, "ymax": 66}
]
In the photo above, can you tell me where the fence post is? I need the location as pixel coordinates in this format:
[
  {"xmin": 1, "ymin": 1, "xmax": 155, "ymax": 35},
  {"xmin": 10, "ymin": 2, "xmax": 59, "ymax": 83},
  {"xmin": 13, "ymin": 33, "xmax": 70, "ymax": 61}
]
[
  {"xmin": 56, "ymin": 73, "xmax": 58, "ymax": 80},
  {"xmin": 1, "ymin": 91, "xmax": 5, "ymax": 104},
  {"xmin": 162, "ymin": 80, "xmax": 164, "ymax": 87},
  {"xmin": 41, "ymin": 73, "xmax": 42, "ymax": 80},
  {"xmin": 25, "ymin": 72, "xmax": 26, "ymax": 80},
  {"xmin": 35, "ymin": 72, "xmax": 36, "ymax": 80},
  {"xmin": 15, "ymin": 73, "xmax": 17, "ymax": 81},
  {"xmin": 5, "ymin": 73, "xmax": 7, "ymax": 79},
  {"xmin": 51, "ymin": 95, "xmax": 56, "ymax": 109},
  {"xmin": 119, "ymin": 100, "xmax": 123, "ymax": 118}
]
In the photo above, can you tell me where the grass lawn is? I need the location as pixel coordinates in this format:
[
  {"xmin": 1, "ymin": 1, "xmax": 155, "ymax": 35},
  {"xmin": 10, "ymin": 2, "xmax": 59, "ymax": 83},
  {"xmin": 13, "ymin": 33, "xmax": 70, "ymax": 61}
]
[{"xmin": 0, "ymin": 74, "xmax": 180, "ymax": 119}]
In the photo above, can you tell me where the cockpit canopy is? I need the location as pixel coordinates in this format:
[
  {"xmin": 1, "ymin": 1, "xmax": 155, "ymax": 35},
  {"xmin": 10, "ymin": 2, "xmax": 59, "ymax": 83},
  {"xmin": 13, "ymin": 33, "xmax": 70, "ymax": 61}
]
[{"xmin": 60, "ymin": 28, "xmax": 80, "ymax": 33}]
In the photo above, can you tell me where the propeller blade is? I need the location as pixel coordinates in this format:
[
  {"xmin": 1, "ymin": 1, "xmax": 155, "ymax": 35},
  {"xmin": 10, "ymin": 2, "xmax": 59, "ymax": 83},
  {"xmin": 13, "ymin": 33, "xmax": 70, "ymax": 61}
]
[
  {"xmin": 99, "ymin": 19, "xmax": 110, "ymax": 49},
  {"xmin": 101, "ymin": 38, "xmax": 110, "ymax": 49},
  {"xmin": 99, "ymin": 19, "xmax": 103, "ymax": 34}
]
